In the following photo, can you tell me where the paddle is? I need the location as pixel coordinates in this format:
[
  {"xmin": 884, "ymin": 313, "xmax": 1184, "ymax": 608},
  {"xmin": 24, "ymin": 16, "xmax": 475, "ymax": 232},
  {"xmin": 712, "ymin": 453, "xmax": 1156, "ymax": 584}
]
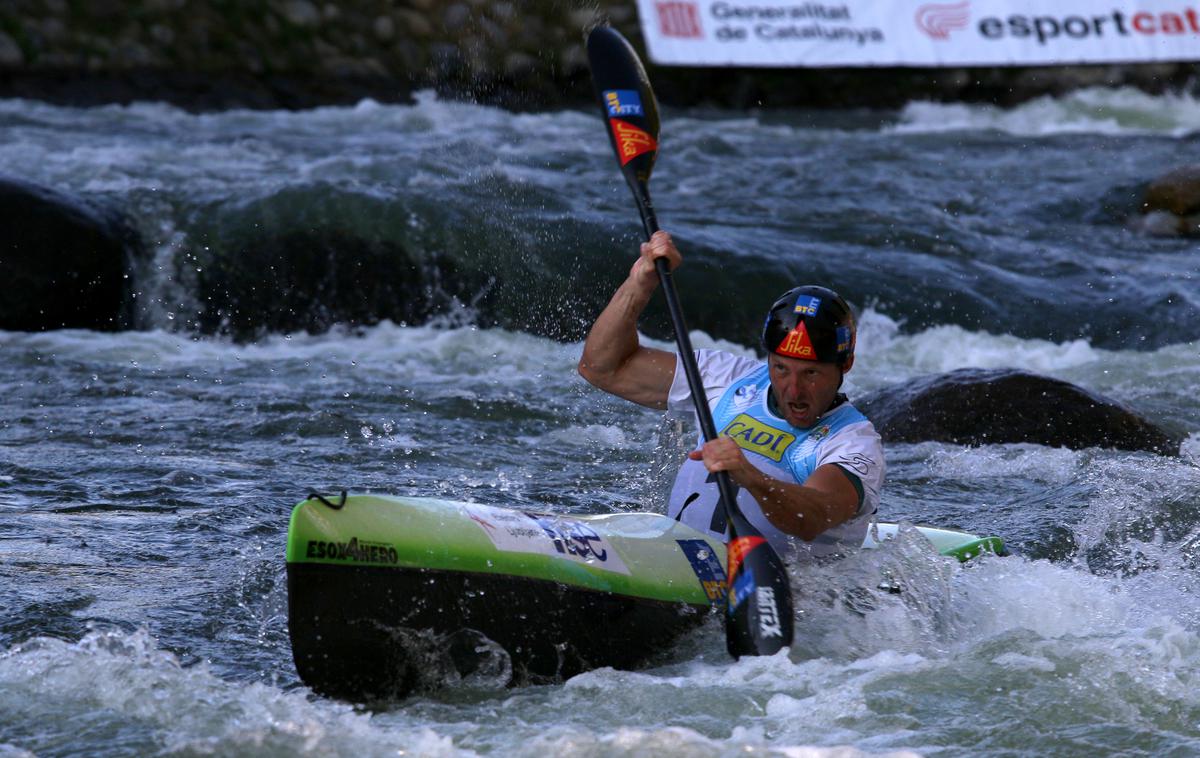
[{"xmin": 585, "ymin": 25, "xmax": 794, "ymax": 658}]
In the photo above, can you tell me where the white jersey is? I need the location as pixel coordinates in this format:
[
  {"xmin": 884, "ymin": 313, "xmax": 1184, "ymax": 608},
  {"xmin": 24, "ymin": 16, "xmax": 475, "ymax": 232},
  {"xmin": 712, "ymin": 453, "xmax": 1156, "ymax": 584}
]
[{"xmin": 666, "ymin": 349, "xmax": 885, "ymax": 561}]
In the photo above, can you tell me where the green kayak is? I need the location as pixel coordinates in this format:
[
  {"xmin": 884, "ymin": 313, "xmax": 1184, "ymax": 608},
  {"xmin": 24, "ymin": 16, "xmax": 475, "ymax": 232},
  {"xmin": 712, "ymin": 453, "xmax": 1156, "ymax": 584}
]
[{"xmin": 286, "ymin": 493, "xmax": 1004, "ymax": 700}]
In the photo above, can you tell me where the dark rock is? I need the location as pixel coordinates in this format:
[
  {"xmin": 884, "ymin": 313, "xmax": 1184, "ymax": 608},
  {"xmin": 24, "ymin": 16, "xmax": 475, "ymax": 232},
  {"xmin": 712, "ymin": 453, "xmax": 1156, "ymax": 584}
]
[
  {"xmin": 857, "ymin": 368, "xmax": 1179, "ymax": 455},
  {"xmin": 184, "ymin": 188, "xmax": 487, "ymax": 341},
  {"xmin": 280, "ymin": 1, "xmax": 321, "ymax": 28},
  {"xmin": 0, "ymin": 32, "xmax": 23, "ymax": 67},
  {"xmin": 443, "ymin": 4, "xmax": 470, "ymax": 33},
  {"xmin": 1143, "ymin": 164, "xmax": 1200, "ymax": 216},
  {"xmin": 396, "ymin": 10, "xmax": 432, "ymax": 39},
  {"xmin": 1133, "ymin": 164, "xmax": 1200, "ymax": 237},
  {"xmin": 0, "ymin": 176, "xmax": 146, "ymax": 331},
  {"xmin": 190, "ymin": 227, "xmax": 433, "ymax": 341},
  {"xmin": 372, "ymin": 16, "xmax": 395, "ymax": 43}
]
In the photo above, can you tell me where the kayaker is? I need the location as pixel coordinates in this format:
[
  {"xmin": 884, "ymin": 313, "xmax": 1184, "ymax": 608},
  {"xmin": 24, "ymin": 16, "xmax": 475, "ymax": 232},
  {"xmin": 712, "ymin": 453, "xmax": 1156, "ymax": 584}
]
[{"xmin": 579, "ymin": 231, "xmax": 884, "ymax": 560}]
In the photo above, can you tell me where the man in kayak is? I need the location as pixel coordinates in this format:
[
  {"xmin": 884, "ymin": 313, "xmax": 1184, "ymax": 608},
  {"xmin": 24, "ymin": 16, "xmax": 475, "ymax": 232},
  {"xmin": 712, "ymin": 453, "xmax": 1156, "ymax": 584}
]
[{"xmin": 578, "ymin": 231, "xmax": 884, "ymax": 561}]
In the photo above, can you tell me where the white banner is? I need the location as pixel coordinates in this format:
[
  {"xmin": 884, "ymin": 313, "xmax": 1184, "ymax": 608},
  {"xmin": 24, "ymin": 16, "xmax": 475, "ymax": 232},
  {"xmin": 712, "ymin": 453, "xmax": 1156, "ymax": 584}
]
[{"xmin": 637, "ymin": 0, "xmax": 1200, "ymax": 66}]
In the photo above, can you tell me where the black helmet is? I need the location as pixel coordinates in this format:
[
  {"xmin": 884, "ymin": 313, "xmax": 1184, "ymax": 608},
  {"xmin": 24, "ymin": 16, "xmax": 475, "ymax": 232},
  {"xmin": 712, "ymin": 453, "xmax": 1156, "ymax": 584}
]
[{"xmin": 762, "ymin": 286, "xmax": 855, "ymax": 366}]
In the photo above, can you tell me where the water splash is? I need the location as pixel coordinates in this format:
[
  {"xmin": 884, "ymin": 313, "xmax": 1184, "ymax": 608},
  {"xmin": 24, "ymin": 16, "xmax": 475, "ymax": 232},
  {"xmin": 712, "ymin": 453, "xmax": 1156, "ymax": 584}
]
[
  {"xmin": 0, "ymin": 628, "xmax": 467, "ymax": 757},
  {"xmin": 891, "ymin": 86, "xmax": 1200, "ymax": 136}
]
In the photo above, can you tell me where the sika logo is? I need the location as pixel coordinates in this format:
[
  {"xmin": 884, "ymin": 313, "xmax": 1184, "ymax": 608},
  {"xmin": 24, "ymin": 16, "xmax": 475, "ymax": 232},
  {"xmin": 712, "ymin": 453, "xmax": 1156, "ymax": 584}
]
[
  {"xmin": 657, "ymin": 1, "xmax": 703, "ymax": 38},
  {"xmin": 776, "ymin": 322, "xmax": 816, "ymax": 360},
  {"xmin": 609, "ymin": 119, "xmax": 657, "ymax": 165},
  {"xmin": 916, "ymin": 1, "xmax": 970, "ymax": 40}
]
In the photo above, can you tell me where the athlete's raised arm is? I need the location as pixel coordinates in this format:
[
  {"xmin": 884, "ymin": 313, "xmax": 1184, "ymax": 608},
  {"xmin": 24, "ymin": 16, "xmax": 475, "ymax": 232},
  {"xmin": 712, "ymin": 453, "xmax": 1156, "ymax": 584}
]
[{"xmin": 578, "ymin": 231, "xmax": 681, "ymax": 409}]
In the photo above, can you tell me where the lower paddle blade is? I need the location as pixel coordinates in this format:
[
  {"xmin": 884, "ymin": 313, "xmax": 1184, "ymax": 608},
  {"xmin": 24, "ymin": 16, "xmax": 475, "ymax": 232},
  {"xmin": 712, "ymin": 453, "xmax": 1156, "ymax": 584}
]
[{"xmin": 725, "ymin": 531, "xmax": 795, "ymax": 657}]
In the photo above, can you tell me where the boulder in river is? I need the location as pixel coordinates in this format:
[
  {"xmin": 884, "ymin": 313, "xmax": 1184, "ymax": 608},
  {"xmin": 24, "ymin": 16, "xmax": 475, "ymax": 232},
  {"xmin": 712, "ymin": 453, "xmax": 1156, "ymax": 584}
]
[
  {"xmin": 857, "ymin": 368, "xmax": 1179, "ymax": 454},
  {"xmin": 1136, "ymin": 164, "xmax": 1200, "ymax": 237},
  {"xmin": 191, "ymin": 226, "xmax": 444, "ymax": 341},
  {"xmin": 0, "ymin": 176, "xmax": 146, "ymax": 331}
]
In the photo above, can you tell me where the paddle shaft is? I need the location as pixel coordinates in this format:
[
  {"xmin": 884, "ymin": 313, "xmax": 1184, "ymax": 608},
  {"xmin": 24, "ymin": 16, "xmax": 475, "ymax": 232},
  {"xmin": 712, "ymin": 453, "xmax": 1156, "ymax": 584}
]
[{"xmin": 631, "ymin": 186, "xmax": 743, "ymax": 520}]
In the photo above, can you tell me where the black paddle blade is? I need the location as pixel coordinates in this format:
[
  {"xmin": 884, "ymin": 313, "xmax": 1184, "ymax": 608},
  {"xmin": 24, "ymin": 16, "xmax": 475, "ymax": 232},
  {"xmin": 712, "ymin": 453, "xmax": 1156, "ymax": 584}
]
[
  {"xmin": 725, "ymin": 514, "xmax": 795, "ymax": 658},
  {"xmin": 586, "ymin": 26, "xmax": 660, "ymax": 197}
]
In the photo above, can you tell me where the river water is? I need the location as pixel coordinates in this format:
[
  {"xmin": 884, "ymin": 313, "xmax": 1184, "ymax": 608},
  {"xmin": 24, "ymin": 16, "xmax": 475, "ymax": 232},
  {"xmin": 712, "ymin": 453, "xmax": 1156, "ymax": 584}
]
[{"xmin": 2, "ymin": 88, "xmax": 1199, "ymax": 757}]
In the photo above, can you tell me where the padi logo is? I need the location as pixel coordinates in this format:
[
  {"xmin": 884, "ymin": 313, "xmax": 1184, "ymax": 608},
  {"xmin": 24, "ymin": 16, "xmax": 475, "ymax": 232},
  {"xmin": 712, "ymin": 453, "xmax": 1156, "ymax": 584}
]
[
  {"xmin": 756, "ymin": 586, "xmax": 784, "ymax": 638},
  {"xmin": 793, "ymin": 295, "xmax": 821, "ymax": 317},
  {"xmin": 604, "ymin": 89, "xmax": 644, "ymax": 117},
  {"xmin": 723, "ymin": 414, "xmax": 795, "ymax": 462},
  {"xmin": 306, "ymin": 537, "xmax": 399, "ymax": 565}
]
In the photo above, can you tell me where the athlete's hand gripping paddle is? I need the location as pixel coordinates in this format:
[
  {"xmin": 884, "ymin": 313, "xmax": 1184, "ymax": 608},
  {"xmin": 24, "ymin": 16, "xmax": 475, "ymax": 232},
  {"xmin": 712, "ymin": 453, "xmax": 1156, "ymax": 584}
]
[{"xmin": 586, "ymin": 25, "xmax": 794, "ymax": 658}]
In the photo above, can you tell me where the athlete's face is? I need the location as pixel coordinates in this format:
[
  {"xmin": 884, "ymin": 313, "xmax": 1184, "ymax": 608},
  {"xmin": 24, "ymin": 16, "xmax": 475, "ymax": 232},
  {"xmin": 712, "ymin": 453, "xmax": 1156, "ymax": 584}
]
[{"xmin": 767, "ymin": 354, "xmax": 845, "ymax": 429}]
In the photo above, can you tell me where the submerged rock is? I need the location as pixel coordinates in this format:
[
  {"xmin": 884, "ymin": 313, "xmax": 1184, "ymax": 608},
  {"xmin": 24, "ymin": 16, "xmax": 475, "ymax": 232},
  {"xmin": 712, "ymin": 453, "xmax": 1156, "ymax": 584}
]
[
  {"xmin": 191, "ymin": 226, "xmax": 442, "ymax": 341},
  {"xmin": 0, "ymin": 176, "xmax": 146, "ymax": 331},
  {"xmin": 858, "ymin": 368, "xmax": 1178, "ymax": 454}
]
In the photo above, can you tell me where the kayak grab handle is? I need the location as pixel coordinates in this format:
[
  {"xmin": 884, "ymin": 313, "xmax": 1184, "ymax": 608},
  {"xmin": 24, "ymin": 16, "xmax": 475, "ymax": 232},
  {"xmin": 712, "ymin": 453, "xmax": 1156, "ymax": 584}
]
[{"xmin": 307, "ymin": 491, "xmax": 348, "ymax": 510}]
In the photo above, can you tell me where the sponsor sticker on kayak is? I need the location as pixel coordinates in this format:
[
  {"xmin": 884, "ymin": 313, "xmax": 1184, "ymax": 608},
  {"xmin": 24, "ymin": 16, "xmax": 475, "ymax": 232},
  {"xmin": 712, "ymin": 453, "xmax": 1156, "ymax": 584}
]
[
  {"xmin": 677, "ymin": 538, "xmax": 728, "ymax": 602},
  {"xmin": 305, "ymin": 537, "xmax": 399, "ymax": 565},
  {"xmin": 464, "ymin": 503, "xmax": 631, "ymax": 575}
]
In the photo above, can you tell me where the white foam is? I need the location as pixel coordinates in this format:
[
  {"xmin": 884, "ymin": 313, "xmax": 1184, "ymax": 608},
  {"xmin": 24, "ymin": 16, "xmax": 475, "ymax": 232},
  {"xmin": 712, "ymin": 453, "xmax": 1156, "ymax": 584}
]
[
  {"xmin": 510, "ymin": 724, "xmax": 916, "ymax": 758},
  {"xmin": 1182, "ymin": 433, "xmax": 1200, "ymax": 464},
  {"xmin": 0, "ymin": 321, "xmax": 580, "ymax": 377},
  {"xmin": 922, "ymin": 444, "xmax": 1084, "ymax": 485},
  {"xmin": 0, "ymin": 628, "xmax": 471, "ymax": 757},
  {"xmin": 952, "ymin": 557, "xmax": 1132, "ymax": 640},
  {"xmin": 853, "ymin": 309, "xmax": 1102, "ymax": 383},
  {"xmin": 889, "ymin": 86, "xmax": 1200, "ymax": 137},
  {"xmin": 850, "ymin": 308, "xmax": 1200, "ymax": 403},
  {"xmin": 990, "ymin": 652, "xmax": 1057, "ymax": 672},
  {"xmin": 642, "ymin": 329, "xmax": 758, "ymax": 359},
  {"xmin": 517, "ymin": 424, "xmax": 633, "ymax": 450}
]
